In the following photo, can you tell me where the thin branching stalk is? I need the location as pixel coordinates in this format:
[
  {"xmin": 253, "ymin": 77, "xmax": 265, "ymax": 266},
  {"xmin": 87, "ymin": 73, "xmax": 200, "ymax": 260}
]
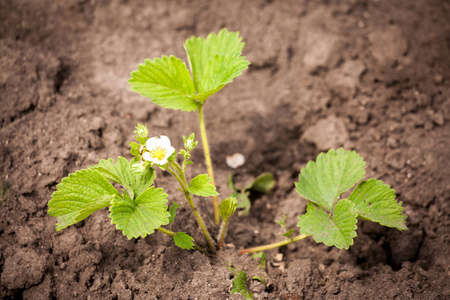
[
  {"xmin": 167, "ymin": 161, "xmax": 216, "ymax": 253},
  {"xmin": 157, "ymin": 227, "xmax": 205, "ymax": 254},
  {"xmin": 198, "ymin": 104, "xmax": 220, "ymax": 225},
  {"xmin": 239, "ymin": 234, "xmax": 310, "ymax": 255}
]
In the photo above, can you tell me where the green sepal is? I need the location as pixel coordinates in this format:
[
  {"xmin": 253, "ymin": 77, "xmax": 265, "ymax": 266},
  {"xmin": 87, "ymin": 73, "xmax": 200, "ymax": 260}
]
[
  {"xmin": 245, "ymin": 173, "xmax": 275, "ymax": 194},
  {"xmin": 188, "ymin": 174, "xmax": 219, "ymax": 197},
  {"xmin": 110, "ymin": 187, "xmax": 170, "ymax": 239},
  {"xmin": 298, "ymin": 200, "xmax": 358, "ymax": 249},
  {"xmin": 48, "ymin": 169, "xmax": 121, "ymax": 231},
  {"xmin": 93, "ymin": 157, "xmax": 155, "ymax": 199},
  {"xmin": 349, "ymin": 179, "xmax": 407, "ymax": 230},
  {"xmin": 128, "ymin": 55, "xmax": 200, "ymax": 112},
  {"xmin": 133, "ymin": 123, "xmax": 149, "ymax": 139},
  {"xmin": 173, "ymin": 232, "xmax": 195, "ymax": 250},
  {"xmin": 296, "ymin": 148, "xmax": 366, "ymax": 211}
]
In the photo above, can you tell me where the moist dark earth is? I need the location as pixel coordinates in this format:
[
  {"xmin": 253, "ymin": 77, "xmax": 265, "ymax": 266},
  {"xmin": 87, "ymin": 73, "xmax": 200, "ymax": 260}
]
[{"xmin": 1, "ymin": 0, "xmax": 449, "ymax": 299}]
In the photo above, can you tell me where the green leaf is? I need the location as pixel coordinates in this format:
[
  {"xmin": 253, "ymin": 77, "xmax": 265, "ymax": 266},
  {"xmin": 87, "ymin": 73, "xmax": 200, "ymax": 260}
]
[
  {"xmin": 245, "ymin": 173, "xmax": 275, "ymax": 194},
  {"xmin": 188, "ymin": 174, "xmax": 219, "ymax": 197},
  {"xmin": 48, "ymin": 169, "xmax": 121, "ymax": 231},
  {"xmin": 219, "ymin": 196, "xmax": 238, "ymax": 221},
  {"xmin": 252, "ymin": 276, "xmax": 266, "ymax": 286},
  {"xmin": 110, "ymin": 187, "xmax": 170, "ymax": 239},
  {"xmin": 282, "ymin": 228, "xmax": 296, "ymax": 238},
  {"xmin": 228, "ymin": 174, "xmax": 237, "ymax": 191},
  {"xmin": 93, "ymin": 157, "xmax": 155, "ymax": 199},
  {"xmin": 184, "ymin": 29, "xmax": 249, "ymax": 102},
  {"xmin": 298, "ymin": 200, "xmax": 358, "ymax": 249},
  {"xmin": 275, "ymin": 215, "xmax": 287, "ymax": 228},
  {"xmin": 349, "ymin": 179, "xmax": 407, "ymax": 230},
  {"xmin": 228, "ymin": 267, "xmax": 254, "ymax": 300},
  {"xmin": 75, "ymin": 194, "xmax": 118, "ymax": 223},
  {"xmin": 235, "ymin": 192, "xmax": 251, "ymax": 216},
  {"xmin": 252, "ymin": 252, "xmax": 266, "ymax": 268},
  {"xmin": 168, "ymin": 201, "xmax": 180, "ymax": 228},
  {"xmin": 173, "ymin": 232, "xmax": 195, "ymax": 250},
  {"xmin": 128, "ymin": 55, "xmax": 200, "ymax": 112},
  {"xmin": 296, "ymin": 148, "xmax": 366, "ymax": 211}
]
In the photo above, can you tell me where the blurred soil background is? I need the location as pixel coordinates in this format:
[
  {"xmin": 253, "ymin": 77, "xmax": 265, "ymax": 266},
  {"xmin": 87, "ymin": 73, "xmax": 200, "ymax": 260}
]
[{"xmin": 0, "ymin": 0, "xmax": 449, "ymax": 299}]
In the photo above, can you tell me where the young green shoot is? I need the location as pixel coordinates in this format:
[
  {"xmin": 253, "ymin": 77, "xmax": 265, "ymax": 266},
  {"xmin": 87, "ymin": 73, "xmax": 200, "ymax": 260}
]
[
  {"xmin": 217, "ymin": 196, "xmax": 238, "ymax": 249},
  {"xmin": 240, "ymin": 148, "xmax": 407, "ymax": 255},
  {"xmin": 128, "ymin": 29, "xmax": 250, "ymax": 225},
  {"xmin": 229, "ymin": 173, "xmax": 275, "ymax": 216},
  {"xmin": 227, "ymin": 265, "xmax": 254, "ymax": 300}
]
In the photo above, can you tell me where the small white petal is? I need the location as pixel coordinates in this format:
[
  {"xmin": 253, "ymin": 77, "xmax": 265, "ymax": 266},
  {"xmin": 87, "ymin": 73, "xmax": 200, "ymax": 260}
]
[
  {"xmin": 142, "ymin": 152, "xmax": 152, "ymax": 161},
  {"xmin": 146, "ymin": 137, "xmax": 158, "ymax": 149},
  {"xmin": 167, "ymin": 146, "xmax": 175, "ymax": 156},
  {"xmin": 159, "ymin": 135, "xmax": 171, "ymax": 147}
]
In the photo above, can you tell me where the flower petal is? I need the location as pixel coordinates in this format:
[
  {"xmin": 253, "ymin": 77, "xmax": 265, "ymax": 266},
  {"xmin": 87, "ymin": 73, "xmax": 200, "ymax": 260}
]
[
  {"xmin": 167, "ymin": 146, "xmax": 175, "ymax": 157},
  {"xmin": 159, "ymin": 135, "xmax": 171, "ymax": 147},
  {"xmin": 142, "ymin": 152, "xmax": 152, "ymax": 161},
  {"xmin": 146, "ymin": 137, "xmax": 159, "ymax": 149}
]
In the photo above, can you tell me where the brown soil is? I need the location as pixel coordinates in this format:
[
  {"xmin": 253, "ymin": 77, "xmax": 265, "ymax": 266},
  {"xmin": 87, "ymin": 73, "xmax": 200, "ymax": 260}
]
[{"xmin": 1, "ymin": 0, "xmax": 449, "ymax": 299}]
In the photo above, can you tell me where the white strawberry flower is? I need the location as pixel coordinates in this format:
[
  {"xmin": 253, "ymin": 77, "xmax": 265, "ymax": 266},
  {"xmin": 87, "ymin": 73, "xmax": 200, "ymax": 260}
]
[{"xmin": 143, "ymin": 135, "xmax": 175, "ymax": 165}]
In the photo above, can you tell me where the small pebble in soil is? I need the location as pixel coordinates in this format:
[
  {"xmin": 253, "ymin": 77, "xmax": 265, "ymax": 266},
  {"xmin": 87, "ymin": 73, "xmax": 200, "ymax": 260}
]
[{"xmin": 226, "ymin": 153, "xmax": 245, "ymax": 168}]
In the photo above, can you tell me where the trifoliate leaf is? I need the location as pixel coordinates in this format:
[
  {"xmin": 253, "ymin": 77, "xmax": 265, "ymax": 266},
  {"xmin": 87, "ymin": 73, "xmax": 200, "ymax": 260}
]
[
  {"xmin": 168, "ymin": 201, "xmax": 180, "ymax": 228},
  {"xmin": 349, "ymin": 179, "xmax": 407, "ymax": 230},
  {"xmin": 219, "ymin": 196, "xmax": 238, "ymax": 221},
  {"xmin": 128, "ymin": 56, "xmax": 200, "ymax": 112},
  {"xmin": 110, "ymin": 187, "xmax": 170, "ymax": 239},
  {"xmin": 93, "ymin": 157, "xmax": 155, "ymax": 199},
  {"xmin": 252, "ymin": 252, "xmax": 266, "ymax": 268},
  {"xmin": 298, "ymin": 200, "xmax": 358, "ymax": 249},
  {"xmin": 188, "ymin": 174, "xmax": 219, "ymax": 197},
  {"xmin": 296, "ymin": 148, "xmax": 366, "ymax": 211},
  {"xmin": 228, "ymin": 268, "xmax": 254, "ymax": 300},
  {"xmin": 245, "ymin": 173, "xmax": 275, "ymax": 194},
  {"xmin": 173, "ymin": 232, "xmax": 195, "ymax": 250},
  {"xmin": 184, "ymin": 29, "xmax": 250, "ymax": 102},
  {"xmin": 48, "ymin": 169, "xmax": 121, "ymax": 231}
]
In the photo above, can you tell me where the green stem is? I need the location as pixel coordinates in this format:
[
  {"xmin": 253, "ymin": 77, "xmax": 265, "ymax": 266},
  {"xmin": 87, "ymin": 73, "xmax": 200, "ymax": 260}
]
[
  {"xmin": 198, "ymin": 104, "xmax": 220, "ymax": 225},
  {"xmin": 239, "ymin": 234, "xmax": 310, "ymax": 255},
  {"xmin": 167, "ymin": 161, "xmax": 216, "ymax": 253},
  {"xmin": 217, "ymin": 219, "xmax": 229, "ymax": 249},
  {"xmin": 157, "ymin": 227, "xmax": 205, "ymax": 254}
]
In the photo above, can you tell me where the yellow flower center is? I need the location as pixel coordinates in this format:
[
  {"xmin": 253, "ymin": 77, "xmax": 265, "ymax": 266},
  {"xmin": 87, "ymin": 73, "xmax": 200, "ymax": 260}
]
[{"xmin": 149, "ymin": 146, "xmax": 167, "ymax": 161}]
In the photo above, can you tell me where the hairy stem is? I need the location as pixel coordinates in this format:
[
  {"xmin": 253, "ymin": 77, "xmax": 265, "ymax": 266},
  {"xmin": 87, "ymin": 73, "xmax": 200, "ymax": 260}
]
[
  {"xmin": 217, "ymin": 219, "xmax": 229, "ymax": 249},
  {"xmin": 157, "ymin": 227, "xmax": 205, "ymax": 254},
  {"xmin": 167, "ymin": 161, "xmax": 216, "ymax": 253},
  {"xmin": 198, "ymin": 105, "xmax": 220, "ymax": 225},
  {"xmin": 239, "ymin": 234, "xmax": 310, "ymax": 255}
]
